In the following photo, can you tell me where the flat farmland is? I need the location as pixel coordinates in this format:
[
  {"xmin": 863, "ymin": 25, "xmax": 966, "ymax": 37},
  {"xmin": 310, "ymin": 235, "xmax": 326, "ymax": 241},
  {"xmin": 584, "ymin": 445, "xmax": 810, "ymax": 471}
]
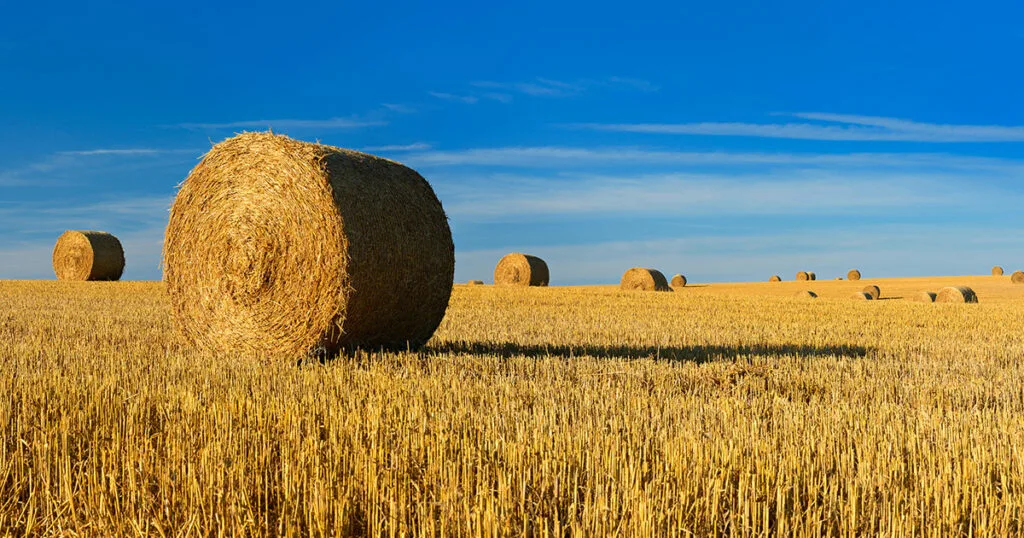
[{"xmin": 2, "ymin": 276, "xmax": 1024, "ymax": 536}]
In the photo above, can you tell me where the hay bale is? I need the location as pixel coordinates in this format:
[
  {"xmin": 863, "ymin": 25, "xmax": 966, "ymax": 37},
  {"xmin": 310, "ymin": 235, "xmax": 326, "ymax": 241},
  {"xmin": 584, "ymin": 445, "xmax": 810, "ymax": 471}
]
[
  {"xmin": 912, "ymin": 291, "xmax": 936, "ymax": 303},
  {"xmin": 670, "ymin": 274, "xmax": 687, "ymax": 287},
  {"xmin": 796, "ymin": 271, "xmax": 809, "ymax": 281},
  {"xmin": 992, "ymin": 266, "xmax": 1004, "ymax": 276},
  {"xmin": 936, "ymin": 286, "xmax": 978, "ymax": 303},
  {"xmin": 808, "ymin": 272, "xmax": 817, "ymax": 281},
  {"xmin": 52, "ymin": 230, "xmax": 125, "ymax": 281},
  {"xmin": 769, "ymin": 275, "xmax": 782, "ymax": 282},
  {"xmin": 494, "ymin": 253, "xmax": 549, "ymax": 286},
  {"xmin": 794, "ymin": 290, "xmax": 817, "ymax": 299},
  {"xmin": 835, "ymin": 277, "xmax": 843, "ymax": 280},
  {"xmin": 861, "ymin": 285, "xmax": 880, "ymax": 300},
  {"xmin": 467, "ymin": 280, "xmax": 484, "ymax": 286},
  {"xmin": 620, "ymin": 268, "xmax": 672, "ymax": 291},
  {"xmin": 847, "ymin": 269, "xmax": 861, "ymax": 281},
  {"xmin": 850, "ymin": 291, "xmax": 873, "ymax": 300},
  {"xmin": 163, "ymin": 132, "xmax": 455, "ymax": 356},
  {"xmin": 1012, "ymin": 271, "xmax": 1024, "ymax": 284}
]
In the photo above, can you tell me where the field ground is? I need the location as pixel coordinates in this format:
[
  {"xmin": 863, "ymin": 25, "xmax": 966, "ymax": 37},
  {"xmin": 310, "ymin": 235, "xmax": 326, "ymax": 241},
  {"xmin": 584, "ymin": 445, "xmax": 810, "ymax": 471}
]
[{"xmin": 3, "ymin": 275, "xmax": 1024, "ymax": 536}]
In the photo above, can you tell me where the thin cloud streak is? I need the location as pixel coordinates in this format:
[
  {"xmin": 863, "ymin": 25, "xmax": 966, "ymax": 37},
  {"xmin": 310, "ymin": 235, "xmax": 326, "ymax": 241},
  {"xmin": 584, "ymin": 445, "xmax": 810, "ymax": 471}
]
[
  {"xmin": 57, "ymin": 148, "xmax": 199, "ymax": 156},
  {"xmin": 568, "ymin": 113, "xmax": 1024, "ymax": 142},
  {"xmin": 361, "ymin": 142, "xmax": 432, "ymax": 152}
]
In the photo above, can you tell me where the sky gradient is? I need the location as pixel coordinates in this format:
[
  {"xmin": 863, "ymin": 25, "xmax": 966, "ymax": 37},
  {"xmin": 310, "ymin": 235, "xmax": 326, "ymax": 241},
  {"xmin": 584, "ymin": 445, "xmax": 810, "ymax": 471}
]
[{"xmin": 2, "ymin": 1, "xmax": 1023, "ymax": 284}]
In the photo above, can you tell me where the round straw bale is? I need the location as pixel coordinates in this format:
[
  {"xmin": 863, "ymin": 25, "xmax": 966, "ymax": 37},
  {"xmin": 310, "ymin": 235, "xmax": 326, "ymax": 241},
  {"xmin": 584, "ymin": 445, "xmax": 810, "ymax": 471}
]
[
  {"xmin": 52, "ymin": 230, "xmax": 125, "ymax": 281},
  {"xmin": 850, "ymin": 291, "xmax": 873, "ymax": 300},
  {"xmin": 794, "ymin": 290, "xmax": 817, "ymax": 299},
  {"xmin": 1012, "ymin": 271, "xmax": 1024, "ymax": 284},
  {"xmin": 769, "ymin": 275, "xmax": 781, "ymax": 282},
  {"xmin": 912, "ymin": 291, "xmax": 936, "ymax": 303},
  {"xmin": 163, "ymin": 132, "xmax": 455, "ymax": 356},
  {"xmin": 835, "ymin": 277, "xmax": 843, "ymax": 280},
  {"xmin": 670, "ymin": 274, "xmax": 687, "ymax": 287},
  {"xmin": 796, "ymin": 271, "xmax": 809, "ymax": 281},
  {"xmin": 808, "ymin": 272, "xmax": 817, "ymax": 281},
  {"xmin": 494, "ymin": 253, "xmax": 549, "ymax": 286},
  {"xmin": 620, "ymin": 268, "xmax": 672, "ymax": 291},
  {"xmin": 992, "ymin": 266, "xmax": 1004, "ymax": 276},
  {"xmin": 847, "ymin": 269, "xmax": 861, "ymax": 281},
  {"xmin": 467, "ymin": 280, "xmax": 484, "ymax": 286},
  {"xmin": 861, "ymin": 285, "xmax": 880, "ymax": 300},
  {"xmin": 936, "ymin": 286, "xmax": 978, "ymax": 303}
]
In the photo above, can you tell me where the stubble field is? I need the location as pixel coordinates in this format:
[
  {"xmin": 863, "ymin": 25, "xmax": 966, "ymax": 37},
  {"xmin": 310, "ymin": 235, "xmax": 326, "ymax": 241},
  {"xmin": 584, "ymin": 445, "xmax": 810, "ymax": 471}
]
[{"xmin": 2, "ymin": 276, "xmax": 1024, "ymax": 536}]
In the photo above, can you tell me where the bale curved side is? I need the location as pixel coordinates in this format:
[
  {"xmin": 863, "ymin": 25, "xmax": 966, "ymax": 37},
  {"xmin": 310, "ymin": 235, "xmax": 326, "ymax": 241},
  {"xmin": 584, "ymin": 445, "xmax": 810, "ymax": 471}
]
[
  {"xmin": 862, "ymin": 285, "xmax": 881, "ymax": 300},
  {"xmin": 847, "ymin": 269, "xmax": 861, "ymax": 281},
  {"xmin": 1012, "ymin": 271, "xmax": 1024, "ymax": 284},
  {"xmin": 52, "ymin": 230, "xmax": 125, "ymax": 281},
  {"xmin": 163, "ymin": 132, "xmax": 455, "ymax": 356},
  {"xmin": 494, "ymin": 253, "xmax": 549, "ymax": 286},
  {"xmin": 992, "ymin": 266, "xmax": 1004, "ymax": 276},
  {"xmin": 620, "ymin": 268, "xmax": 672, "ymax": 291},
  {"xmin": 670, "ymin": 274, "xmax": 687, "ymax": 287},
  {"xmin": 936, "ymin": 286, "xmax": 978, "ymax": 303}
]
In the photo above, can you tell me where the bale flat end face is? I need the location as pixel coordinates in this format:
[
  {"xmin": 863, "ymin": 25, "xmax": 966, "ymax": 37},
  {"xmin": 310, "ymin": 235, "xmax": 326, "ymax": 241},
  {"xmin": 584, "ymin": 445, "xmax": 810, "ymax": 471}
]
[
  {"xmin": 1012, "ymin": 271, "xmax": 1024, "ymax": 284},
  {"xmin": 769, "ymin": 275, "xmax": 782, "ymax": 282},
  {"xmin": 795, "ymin": 271, "xmax": 809, "ymax": 281},
  {"xmin": 936, "ymin": 286, "xmax": 978, "ymax": 303},
  {"xmin": 992, "ymin": 266, "xmax": 1004, "ymax": 276},
  {"xmin": 620, "ymin": 268, "xmax": 672, "ymax": 292},
  {"xmin": 494, "ymin": 253, "xmax": 550, "ymax": 286},
  {"xmin": 670, "ymin": 274, "xmax": 687, "ymax": 288},
  {"xmin": 847, "ymin": 269, "xmax": 861, "ymax": 281},
  {"xmin": 912, "ymin": 291, "xmax": 937, "ymax": 303},
  {"xmin": 52, "ymin": 230, "xmax": 125, "ymax": 281}
]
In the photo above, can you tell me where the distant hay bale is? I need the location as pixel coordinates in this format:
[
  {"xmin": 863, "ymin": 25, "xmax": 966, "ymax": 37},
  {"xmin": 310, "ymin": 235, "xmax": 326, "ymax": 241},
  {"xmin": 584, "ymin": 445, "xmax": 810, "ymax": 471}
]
[
  {"xmin": 1012, "ymin": 271, "xmax": 1024, "ymax": 284},
  {"xmin": 850, "ymin": 291, "xmax": 873, "ymax": 300},
  {"xmin": 862, "ymin": 285, "xmax": 881, "ymax": 300},
  {"xmin": 467, "ymin": 280, "xmax": 484, "ymax": 286},
  {"xmin": 835, "ymin": 277, "xmax": 843, "ymax": 280},
  {"xmin": 52, "ymin": 230, "xmax": 124, "ymax": 281},
  {"xmin": 847, "ymin": 269, "xmax": 861, "ymax": 281},
  {"xmin": 494, "ymin": 253, "xmax": 549, "ymax": 286},
  {"xmin": 912, "ymin": 291, "xmax": 936, "ymax": 303},
  {"xmin": 992, "ymin": 266, "xmax": 1004, "ymax": 276},
  {"xmin": 794, "ymin": 290, "xmax": 817, "ymax": 299},
  {"xmin": 670, "ymin": 274, "xmax": 687, "ymax": 287},
  {"xmin": 796, "ymin": 271, "xmax": 809, "ymax": 281},
  {"xmin": 936, "ymin": 286, "xmax": 978, "ymax": 303},
  {"xmin": 769, "ymin": 275, "xmax": 782, "ymax": 282},
  {"xmin": 163, "ymin": 132, "xmax": 455, "ymax": 356},
  {"xmin": 620, "ymin": 268, "xmax": 672, "ymax": 291},
  {"xmin": 808, "ymin": 272, "xmax": 817, "ymax": 281}
]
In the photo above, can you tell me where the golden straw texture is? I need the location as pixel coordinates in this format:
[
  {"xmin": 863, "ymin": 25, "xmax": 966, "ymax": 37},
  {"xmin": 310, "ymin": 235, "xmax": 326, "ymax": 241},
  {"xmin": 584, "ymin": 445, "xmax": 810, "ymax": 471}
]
[
  {"xmin": 912, "ymin": 291, "xmax": 937, "ymax": 303},
  {"xmin": 493, "ymin": 253, "xmax": 549, "ymax": 286},
  {"xmin": 670, "ymin": 274, "xmax": 687, "ymax": 288},
  {"xmin": 1012, "ymin": 271, "xmax": 1024, "ymax": 284},
  {"xmin": 992, "ymin": 266, "xmax": 1004, "ymax": 276},
  {"xmin": 619, "ymin": 268, "xmax": 672, "ymax": 291},
  {"xmin": 936, "ymin": 286, "xmax": 979, "ymax": 303},
  {"xmin": 796, "ymin": 271, "xmax": 809, "ymax": 281},
  {"xmin": 52, "ymin": 230, "xmax": 124, "ymax": 281},
  {"xmin": 850, "ymin": 291, "xmax": 873, "ymax": 300},
  {"xmin": 794, "ymin": 290, "xmax": 817, "ymax": 299},
  {"xmin": 163, "ymin": 132, "xmax": 454, "ymax": 356},
  {"xmin": 847, "ymin": 269, "xmax": 862, "ymax": 281},
  {"xmin": 862, "ymin": 285, "xmax": 881, "ymax": 300},
  {"xmin": 769, "ymin": 275, "xmax": 782, "ymax": 282}
]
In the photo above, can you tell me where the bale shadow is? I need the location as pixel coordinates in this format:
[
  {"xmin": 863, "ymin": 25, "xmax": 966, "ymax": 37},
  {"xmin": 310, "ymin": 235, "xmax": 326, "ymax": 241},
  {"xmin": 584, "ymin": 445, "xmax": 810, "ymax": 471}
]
[{"xmin": 429, "ymin": 340, "xmax": 871, "ymax": 364}]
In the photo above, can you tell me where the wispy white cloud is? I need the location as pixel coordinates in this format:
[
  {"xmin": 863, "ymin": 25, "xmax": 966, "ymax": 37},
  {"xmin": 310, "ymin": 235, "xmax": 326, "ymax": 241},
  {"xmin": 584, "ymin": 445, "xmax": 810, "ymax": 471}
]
[
  {"xmin": 469, "ymin": 76, "xmax": 658, "ymax": 99},
  {"xmin": 361, "ymin": 142, "xmax": 432, "ymax": 152},
  {"xmin": 381, "ymin": 103, "xmax": 417, "ymax": 114},
  {"xmin": 568, "ymin": 113, "xmax": 1024, "ymax": 142},
  {"xmin": 428, "ymin": 92, "xmax": 479, "ymax": 104},
  {"xmin": 56, "ymin": 148, "xmax": 199, "ymax": 156},
  {"xmin": 177, "ymin": 117, "xmax": 386, "ymax": 130}
]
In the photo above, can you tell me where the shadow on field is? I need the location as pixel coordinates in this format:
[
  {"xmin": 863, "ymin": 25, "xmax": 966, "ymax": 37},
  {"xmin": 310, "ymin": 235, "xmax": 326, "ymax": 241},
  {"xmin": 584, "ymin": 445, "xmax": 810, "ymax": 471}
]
[{"xmin": 430, "ymin": 341, "xmax": 872, "ymax": 363}]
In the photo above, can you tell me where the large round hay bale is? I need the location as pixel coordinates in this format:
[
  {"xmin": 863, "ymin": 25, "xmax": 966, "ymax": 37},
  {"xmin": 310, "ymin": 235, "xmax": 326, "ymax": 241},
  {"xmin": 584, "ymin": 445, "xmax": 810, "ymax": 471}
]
[
  {"xmin": 936, "ymin": 286, "xmax": 978, "ymax": 303},
  {"xmin": 1012, "ymin": 271, "xmax": 1024, "ymax": 284},
  {"xmin": 862, "ymin": 285, "xmax": 881, "ymax": 300},
  {"xmin": 992, "ymin": 266, "xmax": 1004, "ymax": 276},
  {"xmin": 794, "ymin": 290, "xmax": 817, "ymax": 299},
  {"xmin": 52, "ymin": 230, "xmax": 125, "ymax": 281},
  {"xmin": 912, "ymin": 291, "xmax": 936, "ymax": 303},
  {"xmin": 620, "ymin": 268, "xmax": 672, "ymax": 291},
  {"xmin": 769, "ymin": 275, "xmax": 781, "ymax": 282},
  {"xmin": 796, "ymin": 271, "xmax": 809, "ymax": 281},
  {"xmin": 494, "ymin": 253, "xmax": 549, "ymax": 286},
  {"xmin": 163, "ymin": 132, "xmax": 455, "ymax": 356},
  {"xmin": 670, "ymin": 274, "xmax": 687, "ymax": 287},
  {"xmin": 847, "ymin": 269, "xmax": 861, "ymax": 281},
  {"xmin": 850, "ymin": 291, "xmax": 873, "ymax": 300}
]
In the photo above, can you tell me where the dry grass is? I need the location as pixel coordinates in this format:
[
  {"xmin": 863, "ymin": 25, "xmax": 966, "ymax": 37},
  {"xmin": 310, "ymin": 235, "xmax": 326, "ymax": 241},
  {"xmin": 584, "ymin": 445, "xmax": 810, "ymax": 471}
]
[{"xmin": 4, "ymin": 276, "xmax": 1024, "ymax": 535}]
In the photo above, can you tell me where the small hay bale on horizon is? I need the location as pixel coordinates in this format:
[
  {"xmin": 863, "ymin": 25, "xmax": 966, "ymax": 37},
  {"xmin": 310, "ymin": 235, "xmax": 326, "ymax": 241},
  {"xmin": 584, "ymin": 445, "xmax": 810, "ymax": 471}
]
[
  {"xmin": 670, "ymin": 274, "xmax": 687, "ymax": 288},
  {"xmin": 52, "ymin": 230, "xmax": 125, "ymax": 281},
  {"xmin": 862, "ymin": 285, "xmax": 881, "ymax": 300},
  {"xmin": 992, "ymin": 266, "xmax": 1004, "ymax": 276},
  {"xmin": 808, "ymin": 272, "xmax": 817, "ymax": 281},
  {"xmin": 163, "ymin": 132, "xmax": 455, "ymax": 357},
  {"xmin": 912, "ymin": 291, "xmax": 936, "ymax": 303},
  {"xmin": 796, "ymin": 271, "xmax": 809, "ymax": 281},
  {"xmin": 1012, "ymin": 271, "xmax": 1024, "ymax": 284},
  {"xmin": 850, "ymin": 291, "xmax": 873, "ymax": 300},
  {"xmin": 769, "ymin": 275, "xmax": 782, "ymax": 282},
  {"xmin": 794, "ymin": 290, "xmax": 817, "ymax": 299},
  {"xmin": 620, "ymin": 268, "xmax": 672, "ymax": 292},
  {"xmin": 936, "ymin": 286, "xmax": 978, "ymax": 303},
  {"xmin": 466, "ymin": 280, "xmax": 484, "ymax": 286},
  {"xmin": 847, "ymin": 269, "xmax": 861, "ymax": 281},
  {"xmin": 494, "ymin": 253, "xmax": 549, "ymax": 286}
]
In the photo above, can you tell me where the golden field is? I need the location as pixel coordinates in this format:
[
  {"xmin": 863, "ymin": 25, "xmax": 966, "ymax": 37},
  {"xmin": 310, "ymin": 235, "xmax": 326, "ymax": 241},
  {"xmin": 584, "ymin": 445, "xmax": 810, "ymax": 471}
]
[{"xmin": 3, "ymin": 275, "xmax": 1024, "ymax": 536}]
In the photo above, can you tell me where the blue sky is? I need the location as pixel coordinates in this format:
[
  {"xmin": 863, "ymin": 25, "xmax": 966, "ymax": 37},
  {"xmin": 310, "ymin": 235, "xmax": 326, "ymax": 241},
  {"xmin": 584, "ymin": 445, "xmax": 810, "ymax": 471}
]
[{"xmin": 3, "ymin": 0, "xmax": 1024, "ymax": 283}]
